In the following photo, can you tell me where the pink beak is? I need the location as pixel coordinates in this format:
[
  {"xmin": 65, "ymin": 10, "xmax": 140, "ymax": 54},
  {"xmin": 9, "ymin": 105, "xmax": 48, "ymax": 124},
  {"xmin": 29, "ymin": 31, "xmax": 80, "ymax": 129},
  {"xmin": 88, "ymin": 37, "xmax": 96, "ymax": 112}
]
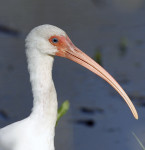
[{"xmin": 56, "ymin": 36, "xmax": 138, "ymax": 119}]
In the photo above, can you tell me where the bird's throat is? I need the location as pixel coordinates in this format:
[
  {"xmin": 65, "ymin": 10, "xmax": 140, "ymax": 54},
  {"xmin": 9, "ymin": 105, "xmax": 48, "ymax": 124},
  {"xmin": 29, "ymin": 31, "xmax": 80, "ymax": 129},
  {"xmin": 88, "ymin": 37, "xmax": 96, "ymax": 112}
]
[{"xmin": 26, "ymin": 49, "xmax": 58, "ymax": 130}]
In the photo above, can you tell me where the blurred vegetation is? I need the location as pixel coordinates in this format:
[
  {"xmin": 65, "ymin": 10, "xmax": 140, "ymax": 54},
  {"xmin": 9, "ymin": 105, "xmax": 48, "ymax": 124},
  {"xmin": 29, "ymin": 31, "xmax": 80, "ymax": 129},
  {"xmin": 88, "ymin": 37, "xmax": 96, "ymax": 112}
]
[
  {"xmin": 119, "ymin": 37, "xmax": 128, "ymax": 56},
  {"xmin": 94, "ymin": 48, "xmax": 102, "ymax": 65},
  {"xmin": 132, "ymin": 132, "xmax": 145, "ymax": 150},
  {"xmin": 56, "ymin": 100, "xmax": 70, "ymax": 126}
]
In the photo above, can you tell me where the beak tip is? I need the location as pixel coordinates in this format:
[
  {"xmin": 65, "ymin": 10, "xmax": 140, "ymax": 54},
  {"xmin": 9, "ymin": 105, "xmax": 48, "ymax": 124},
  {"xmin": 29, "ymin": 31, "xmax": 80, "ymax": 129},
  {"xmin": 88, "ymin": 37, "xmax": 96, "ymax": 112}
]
[
  {"xmin": 135, "ymin": 115, "xmax": 138, "ymax": 120},
  {"xmin": 134, "ymin": 113, "xmax": 138, "ymax": 120}
]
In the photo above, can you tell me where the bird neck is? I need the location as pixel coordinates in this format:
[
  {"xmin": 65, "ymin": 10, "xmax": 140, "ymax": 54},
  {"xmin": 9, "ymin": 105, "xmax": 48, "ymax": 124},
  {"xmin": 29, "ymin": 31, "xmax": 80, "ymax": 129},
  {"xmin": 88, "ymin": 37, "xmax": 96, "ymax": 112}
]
[{"xmin": 26, "ymin": 48, "xmax": 58, "ymax": 133}]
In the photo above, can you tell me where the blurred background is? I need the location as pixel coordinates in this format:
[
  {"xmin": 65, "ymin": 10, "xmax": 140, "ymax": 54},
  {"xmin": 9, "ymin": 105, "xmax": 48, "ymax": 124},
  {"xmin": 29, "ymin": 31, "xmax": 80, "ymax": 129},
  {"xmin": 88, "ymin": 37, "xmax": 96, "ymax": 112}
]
[{"xmin": 0, "ymin": 0, "xmax": 145, "ymax": 150}]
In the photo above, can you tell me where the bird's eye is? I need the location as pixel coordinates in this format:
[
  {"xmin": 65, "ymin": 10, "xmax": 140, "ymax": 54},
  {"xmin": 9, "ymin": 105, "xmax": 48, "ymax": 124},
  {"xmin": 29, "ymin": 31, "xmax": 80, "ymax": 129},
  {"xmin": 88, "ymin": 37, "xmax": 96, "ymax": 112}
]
[{"xmin": 52, "ymin": 38, "xmax": 59, "ymax": 43}]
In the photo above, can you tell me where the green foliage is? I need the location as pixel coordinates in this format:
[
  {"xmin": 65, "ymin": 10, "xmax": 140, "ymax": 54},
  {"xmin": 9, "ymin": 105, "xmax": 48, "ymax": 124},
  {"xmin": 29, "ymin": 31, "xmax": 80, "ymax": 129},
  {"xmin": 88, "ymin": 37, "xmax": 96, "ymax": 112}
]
[
  {"xmin": 119, "ymin": 37, "xmax": 128, "ymax": 56},
  {"xmin": 132, "ymin": 132, "xmax": 145, "ymax": 150},
  {"xmin": 56, "ymin": 100, "xmax": 70, "ymax": 125},
  {"xmin": 94, "ymin": 48, "xmax": 102, "ymax": 65}
]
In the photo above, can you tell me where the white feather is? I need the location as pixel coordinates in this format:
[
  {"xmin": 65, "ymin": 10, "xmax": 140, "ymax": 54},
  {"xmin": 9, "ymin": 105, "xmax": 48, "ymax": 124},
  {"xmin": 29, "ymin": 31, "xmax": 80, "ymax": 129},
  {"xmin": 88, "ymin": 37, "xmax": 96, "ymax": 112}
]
[{"xmin": 0, "ymin": 25, "xmax": 65, "ymax": 150}]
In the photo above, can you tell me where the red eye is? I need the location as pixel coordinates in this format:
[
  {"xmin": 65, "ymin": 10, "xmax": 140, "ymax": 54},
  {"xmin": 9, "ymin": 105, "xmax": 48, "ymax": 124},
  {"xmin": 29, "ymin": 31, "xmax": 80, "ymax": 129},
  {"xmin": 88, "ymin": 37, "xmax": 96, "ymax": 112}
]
[
  {"xmin": 52, "ymin": 38, "xmax": 59, "ymax": 43},
  {"xmin": 49, "ymin": 36, "xmax": 60, "ymax": 46},
  {"xmin": 49, "ymin": 35, "xmax": 67, "ymax": 48}
]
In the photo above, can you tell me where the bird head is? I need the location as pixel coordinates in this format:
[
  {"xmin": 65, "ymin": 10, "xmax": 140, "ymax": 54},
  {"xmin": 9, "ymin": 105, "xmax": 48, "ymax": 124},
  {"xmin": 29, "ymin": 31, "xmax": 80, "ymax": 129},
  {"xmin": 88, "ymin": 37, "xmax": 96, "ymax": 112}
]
[{"xmin": 26, "ymin": 24, "xmax": 138, "ymax": 119}]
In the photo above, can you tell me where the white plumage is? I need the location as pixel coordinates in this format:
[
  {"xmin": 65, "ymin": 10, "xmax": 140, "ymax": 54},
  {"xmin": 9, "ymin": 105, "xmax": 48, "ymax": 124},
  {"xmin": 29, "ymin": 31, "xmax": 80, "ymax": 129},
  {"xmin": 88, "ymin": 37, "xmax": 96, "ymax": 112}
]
[{"xmin": 0, "ymin": 25, "xmax": 138, "ymax": 150}]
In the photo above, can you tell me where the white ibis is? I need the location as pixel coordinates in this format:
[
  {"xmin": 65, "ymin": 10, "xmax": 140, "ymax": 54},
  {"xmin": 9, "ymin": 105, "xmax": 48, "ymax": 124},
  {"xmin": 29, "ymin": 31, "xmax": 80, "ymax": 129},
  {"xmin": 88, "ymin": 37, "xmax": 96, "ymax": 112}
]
[{"xmin": 0, "ymin": 25, "xmax": 138, "ymax": 150}]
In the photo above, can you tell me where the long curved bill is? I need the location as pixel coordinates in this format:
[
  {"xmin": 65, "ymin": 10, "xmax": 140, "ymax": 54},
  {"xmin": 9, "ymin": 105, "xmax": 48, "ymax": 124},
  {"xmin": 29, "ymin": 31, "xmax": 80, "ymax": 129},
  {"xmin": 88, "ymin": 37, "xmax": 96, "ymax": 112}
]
[{"xmin": 56, "ymin": 36, "xmax": 138, "ymax": 119}]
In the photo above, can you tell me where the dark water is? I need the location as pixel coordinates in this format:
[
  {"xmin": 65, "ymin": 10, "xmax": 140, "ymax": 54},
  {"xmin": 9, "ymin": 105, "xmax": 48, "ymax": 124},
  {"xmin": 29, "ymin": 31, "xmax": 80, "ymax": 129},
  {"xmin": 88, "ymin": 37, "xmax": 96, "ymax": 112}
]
[{"xmin": 0, "ymin": 0, "xmax": 145, "ymax": 150}]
